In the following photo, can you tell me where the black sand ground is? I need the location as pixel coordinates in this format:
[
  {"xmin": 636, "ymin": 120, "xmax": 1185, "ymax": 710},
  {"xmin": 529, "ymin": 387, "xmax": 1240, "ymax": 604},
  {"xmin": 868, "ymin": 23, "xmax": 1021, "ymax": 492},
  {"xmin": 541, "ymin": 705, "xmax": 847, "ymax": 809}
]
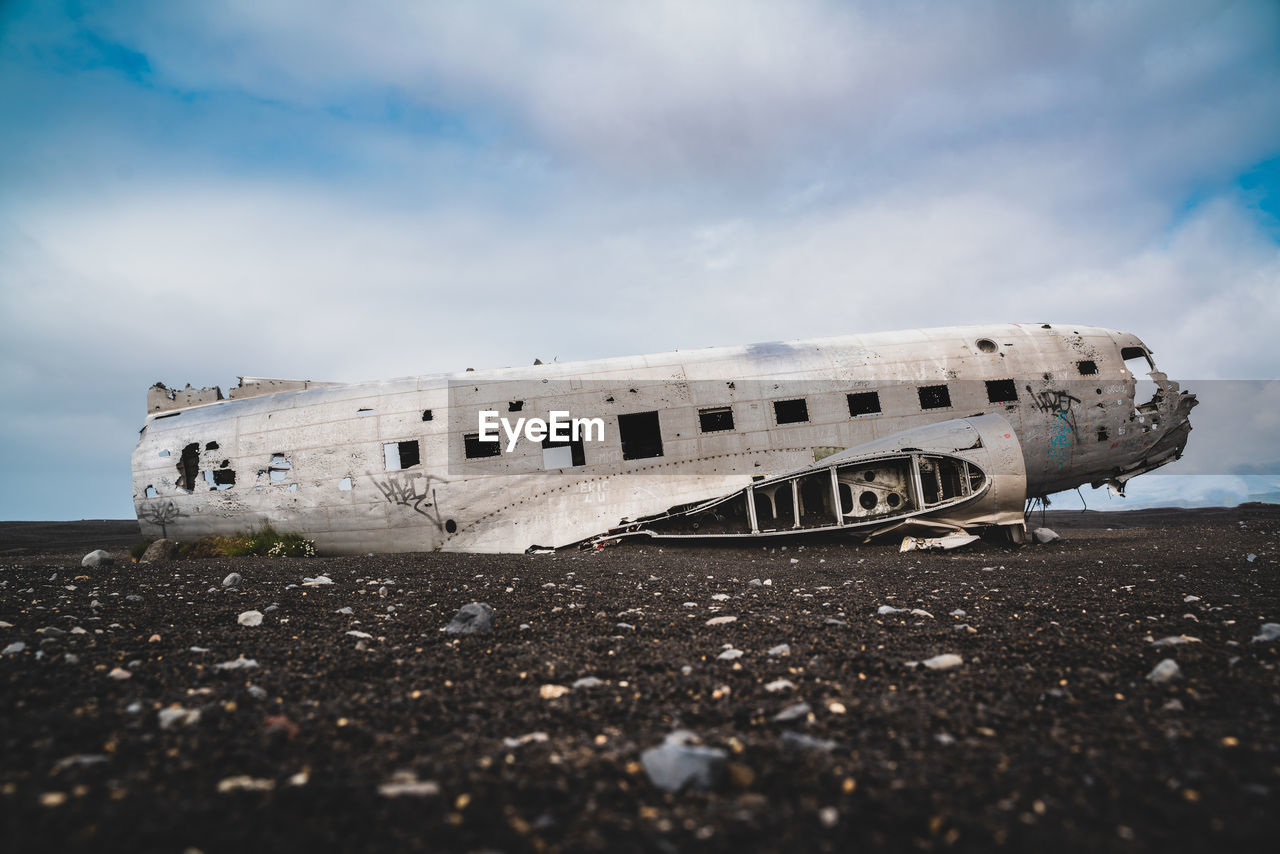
[{"xmin": 1, "ymin": 507, "xmax": 1278, "ymax": 853}]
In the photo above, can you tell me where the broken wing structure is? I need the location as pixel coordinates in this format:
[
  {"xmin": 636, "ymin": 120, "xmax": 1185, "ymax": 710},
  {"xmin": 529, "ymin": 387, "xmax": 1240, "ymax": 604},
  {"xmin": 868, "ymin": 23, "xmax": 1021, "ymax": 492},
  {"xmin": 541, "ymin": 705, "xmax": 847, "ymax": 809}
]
[
  {"xmin": 132, "ymin": 323, "xmax": 1196, "ymax": 553},
  {"xmin": 591, "ymin": 414, "xmax": 1026, "ymax": 544}
]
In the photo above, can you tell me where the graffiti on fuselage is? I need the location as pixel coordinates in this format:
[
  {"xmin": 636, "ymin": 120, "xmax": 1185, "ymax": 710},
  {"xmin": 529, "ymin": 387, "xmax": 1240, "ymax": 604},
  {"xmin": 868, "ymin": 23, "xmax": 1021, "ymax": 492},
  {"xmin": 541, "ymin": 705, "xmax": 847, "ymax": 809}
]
[
  {"xmin": 1026, "ymin": 386, "xmax": 1082, "ymax": 468},
  {"xmin": 370, "ymin": 472, "xmax": 448, "ymax": 530}
]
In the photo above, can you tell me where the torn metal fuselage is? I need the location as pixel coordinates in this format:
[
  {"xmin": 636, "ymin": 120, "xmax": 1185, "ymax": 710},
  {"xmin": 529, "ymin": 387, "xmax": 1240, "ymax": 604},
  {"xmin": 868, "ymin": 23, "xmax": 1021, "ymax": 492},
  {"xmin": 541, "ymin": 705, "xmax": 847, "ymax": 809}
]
[
  {"xmin": 592, "ymin": 413, "xmax": 1028, "ymax": 545},
  {"xmin": 132, "ymin": 323, "xmax": 1196, "ymax": 553}
]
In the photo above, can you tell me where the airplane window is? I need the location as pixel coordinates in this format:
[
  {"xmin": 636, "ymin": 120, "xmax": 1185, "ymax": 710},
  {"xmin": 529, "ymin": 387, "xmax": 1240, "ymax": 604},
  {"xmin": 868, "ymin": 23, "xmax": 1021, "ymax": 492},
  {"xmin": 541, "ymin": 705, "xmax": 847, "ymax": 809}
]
[
  {"xmin": 774, "ymin": 398, "xmax": 809, "ymax": 424},
  {"xmin": 464, "ymin": 433, "xmax": 501, "ymax": 459},
  {"xmin": 384, "ymin": 440, "xmax": 421, "ymax": 470},
  {"xmin": 847, "ymin": 391, "xmax": 881, "ymax": 416},
  {"xmin": 918, "ymin": 385, "xmax": 951, "ymax": 410},
  {"xmin": 699, "ymin": 407, "xmax": 735, "ymax": 433},
  {"xmin": 619, "ymin": 411, "xmax": 664, "ymax": 460},
  {"xmin": 542, "ymin": 434, "xmax": 586, "ymax": 468},
  {"xmin": 985, "ymin": 379, "xmax": 1018, "ymax": 403}
]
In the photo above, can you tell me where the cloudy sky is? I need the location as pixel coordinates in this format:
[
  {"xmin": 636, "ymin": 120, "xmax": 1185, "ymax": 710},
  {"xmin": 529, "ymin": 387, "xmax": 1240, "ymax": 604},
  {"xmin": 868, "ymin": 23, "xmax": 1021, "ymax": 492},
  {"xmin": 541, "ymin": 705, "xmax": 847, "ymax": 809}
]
[{"xmin": 2, "ymin": 0, "xmax": 1278, "ymax": 520}]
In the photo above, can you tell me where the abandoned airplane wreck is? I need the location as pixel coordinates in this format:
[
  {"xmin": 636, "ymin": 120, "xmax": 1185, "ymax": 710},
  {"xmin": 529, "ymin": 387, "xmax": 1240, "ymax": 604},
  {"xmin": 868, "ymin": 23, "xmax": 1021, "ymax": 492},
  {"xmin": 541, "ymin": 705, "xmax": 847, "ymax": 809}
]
[{"xmin": 132, "ymin": 323, "xmax": 1197, "ymax": 554}]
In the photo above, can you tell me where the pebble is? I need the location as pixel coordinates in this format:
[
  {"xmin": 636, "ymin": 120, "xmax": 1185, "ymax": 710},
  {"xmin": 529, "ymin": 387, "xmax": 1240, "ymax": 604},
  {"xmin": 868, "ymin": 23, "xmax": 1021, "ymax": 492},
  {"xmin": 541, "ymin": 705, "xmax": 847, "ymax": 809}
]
[
  {"xmin": 301, "ymin": 575, "xmax": 334, "ymax": 586},
  {"xmin": 445, "ymin": 602, "xmax": 495, "ymax": 634},
  {"xmin": 237, "ymin": 610, "xmax": 263, "ymax": 627},
  {"xmin": 780, "ymin": 731, "xmax": 837, "ymax": 753},
  {"xmin": 573, "ymin": 676, "xmax": 605, "ymax": 690},
  {"xmin": 81, "ymin": 549, "xmax": 113, "ymax": 568},
  {"xmin": 1183, "ymin": 595, "xmax": 1201, "ymax": 603},
  {"xmin": 157, "ymin": 706, "xmax": 201, "ymax": 729},
  {"xmin": 1147, "ymin": 659, "xmax": 1182, "ymax": 683},
  {"xmin": 717, "ymin": 648, "xmax": 743, "ymax": 660},
  {"xmin": 214, "ymin": 657, "xmax": 260, "ymax": 670},
  {"xmin": 222, "ymin": 572, "xmax": 242, "ymax": 588},
  {"xmin": 3, "ymin": 642, "xmax": 25, "ymax": 655},
  {"xmin": 503, "ymin": 732, "xmax": 549, "ymax": 748},
  {"xmin": 922, "ymin": 654, "xmax": 964, "ymax": 671},
  {"xmin": 705, "ymin": 615, "xmax": 737, "ymax": 626},
  {"xmin": 640, "ymin": 731, "xmax": 728, "ymax": 793},
  {"xmin": 107, "ymin": 667, "xmax": 132, "ymax": 680},
  {"xmin": 247, "ymin": 685, "xmax": 268, "ymax": 699},
  {"xmin": 539, "ymin": 684, "xmax": 570, "ymax": 700},
  {"xmin": 1151, "ymin": 635, "xmax": 1200, "ymax": 646},
  {"xmin": 335, "ymin": 607, "xmax": 354, "ymax": 615},
  {"xmin": 1033, "ymin": 527, "xmax": 1061, "ymax": 544},
  {"xmin": 377, "ymin": 771, "xmax": 441, "ymax": 798},
  {"xmin": 773, "ymin": 702, "xmax": 812, "ymax": 723},
  {"xmin": 748, "ymin": 579, "xmax": 763, "ymax": 587},
  {"xmin": 1251, "ymin": 623, "xmax": 1280, "ymax": 643},
  {"xmin": 346, "ymin": 630, "xmax": 373, "ymax": 639},
  {"xmin": 824, "ymin": 618, "xmax": 848, "ymax": 627},
  {"xmin": 711, "ymin": 594, "xmax": 730, "ymax": 601},
  {"xmin": 765, "ymin": 679, "xmax": 795, "ymax": 692},
  {"xmin": 217, "ymin": 776, "xmax": 276, "ymax": 793},
  {"xmin": 767, "ymin": 643, "xmax": 791, "ymax": 657},
  {"xmin": 950, "ymin": 609, "xmax": 967, "ymax": 618},
  {"xmin": 819, "ymin": 806, "xmax": 839, "ymax": 828},
  {"xmin": 125, "ymin": 594, "xmax": 144, "ymax": 603}
]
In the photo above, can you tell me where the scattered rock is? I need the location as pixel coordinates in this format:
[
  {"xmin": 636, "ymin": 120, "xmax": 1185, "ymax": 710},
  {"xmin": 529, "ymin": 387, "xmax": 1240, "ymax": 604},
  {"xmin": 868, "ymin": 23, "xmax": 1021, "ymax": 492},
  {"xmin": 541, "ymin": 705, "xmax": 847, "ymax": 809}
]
[
  {"xmin": 748, "ymin": 579, "xmax": 763, "ymax": 587},
  {"xmin": 157, "ymin": 706, "xmax": 201, "ymax": 729},
  {"xmin": 766, "ymin": 643, "xmax": 791, "ymax": 657},
  {"xmin": 824, "ymin": 618, "xmax": 848, "ymax": 627},
  {"xmin": 378, "ymin": 771, "xmax": 441, "ymax": 798},
  {"xmin": 503, "ymin": 732, "xmax": 549, "ymax": 748},
  {"xmin": 1247, "ymin": 553, "xmax": 1257, "ymax": 562},
  {"xmin": 1183, "ymin": 595, "xmax": 1201, "ymax": 603},
  {"xmin": 125, "ymin": 594, "xmax": 144, "ymax": 603},
  {"xmin": 878, "ymin": 605, "xmax": 933, "ymax": 618},
  {"xmin": 445, "ymin": 602, "xmax": 494, "ymax": 634},
  {"xmin": 711, "ymin": 593, "xmax": 730, "ymax": 601},
  {"xmin": 1151, "ymin": 634, "xmax": 1201, "ymax": 647},
  {"xmin": 37, "ymin": 626, "xmax": 66, "ymax": 637},
  {"xmin": 640, "ymin": 731, "xmax": 728, "ymax": 793},
  {"xmin": 222, "ymin": 572, "xmax": 242, "ymax": 588},
  {"xmin": 950, "ymin": 609, "xmax": 967, "ymax": 618},
  {"xmin": 1251, "ymin": 623, "xmax": 1280, "ymax": 643},
  {"xmin": 780, "ymin": 731, "xmax": 837, "ymax": 753},
  {"xmin": 1032, "ymin": 527, "xmax": 1061, "ymax": 544},
  {"xmin": 922, "ymin": 654, "xmax": 964, "ymax": 671},
  {"xmin": 107, "ymin": 667, "xmax": 132, "ymax": 680},
  {"xmin": 217, "ymin": 776, "xmax": 275, "ymax": 793},
  {"xmin": 140, "ymin": 539, "xmax": 179, "ymax": 563},
  {"xmin": 81, "ymin": 550, "xmax": 113, "ymax": 568},
  {"xmin": 765, "ymin": 679, "xmax": 795, "ymax": 692},
  {"xmin": 705, "ymin": 615, "xmax": 737, "ymax": 626},
  {"xmin": 346, "ymin": 630, "xmax": 372, "ymax": 639},
  {"xmin": 539, "ymin": 684, "xmax": 570, "ymax": 700},
  {"xmin": 335, "ymin": 607, "xmax": 354, "ymax": 615},
  {"xmin": 773, "ymin": 702, "xmax": 812, "ymax": 723},
  {"xmin": 237, "ymin": 610, "xmax": 264, "ymax": 627},
  {"xmin": 3, "ymin": 642, "xmax": 26, "ymax": 655},
  {"xmin": 1147, "ymin": 659, "xmax": 1182, "ymax": 684},
  {"xmin": 717, "ymin": 648, "xmax": 743, "ymax": 661},
  {"xmin": 213, "ymin": 657, "xmax": 260, "ymax": 671},
  {"xmin": 573, "ymin": 676, "xmax": 605, "ymax": 690},
  {"xmin": 301, "ymin": 575, "xmax": 333, "ymax": 586}
]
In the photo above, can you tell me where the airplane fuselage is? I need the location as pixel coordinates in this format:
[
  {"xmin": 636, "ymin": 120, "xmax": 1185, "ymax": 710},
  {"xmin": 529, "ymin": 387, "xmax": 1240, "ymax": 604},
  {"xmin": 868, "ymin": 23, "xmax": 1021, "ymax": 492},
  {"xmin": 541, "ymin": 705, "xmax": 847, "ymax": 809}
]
[{"xmin": 132, "ymin": 323, "xmax": 1195, "ymax": 553}]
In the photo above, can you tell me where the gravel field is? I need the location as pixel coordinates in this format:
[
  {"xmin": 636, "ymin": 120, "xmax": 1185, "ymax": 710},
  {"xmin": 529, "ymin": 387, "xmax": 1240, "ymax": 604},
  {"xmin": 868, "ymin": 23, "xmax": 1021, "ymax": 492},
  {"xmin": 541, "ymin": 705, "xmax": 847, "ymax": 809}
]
[{"xmin": 1, "ymin": 507, "xmax": 1278, "ymax": 853}]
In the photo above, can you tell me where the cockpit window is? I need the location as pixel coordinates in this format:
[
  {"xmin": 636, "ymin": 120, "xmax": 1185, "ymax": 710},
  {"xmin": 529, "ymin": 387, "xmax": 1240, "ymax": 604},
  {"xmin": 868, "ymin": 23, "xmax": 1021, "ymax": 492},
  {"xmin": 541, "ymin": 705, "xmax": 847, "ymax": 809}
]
[{"xmin": 1121, "ymin": 345, "xmax": 1154, "ymax": 374}]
